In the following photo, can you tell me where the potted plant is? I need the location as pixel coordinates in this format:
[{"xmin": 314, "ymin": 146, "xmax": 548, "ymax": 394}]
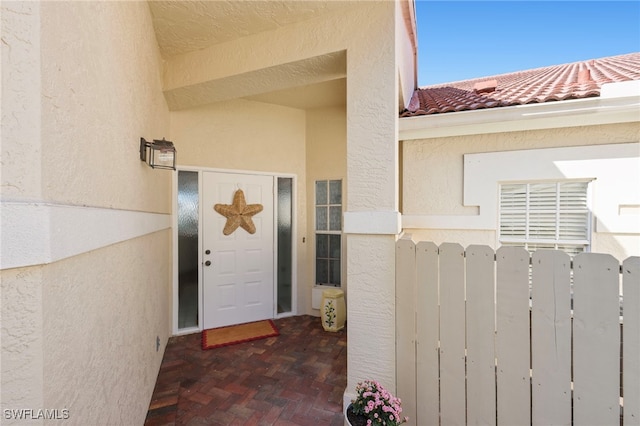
[{"xmin": 345, "ymin": 380, "xmax": 407, "ymax": 426}]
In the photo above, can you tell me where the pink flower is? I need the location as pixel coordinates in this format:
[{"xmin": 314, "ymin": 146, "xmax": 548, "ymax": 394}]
[{"xmin": 352, "ymin": 380, "xmax": 407, "ymax": 425}]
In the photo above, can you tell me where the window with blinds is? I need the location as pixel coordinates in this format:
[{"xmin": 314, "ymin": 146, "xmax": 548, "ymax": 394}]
[{"xmin": 499, "ymin": 181, "xmax": 591, "ymax": 256}]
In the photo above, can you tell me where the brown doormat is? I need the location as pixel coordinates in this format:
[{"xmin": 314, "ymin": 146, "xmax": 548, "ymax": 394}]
[{"xmin": 201, "ymin": 319, "xmax": 279, "ymax": 350}]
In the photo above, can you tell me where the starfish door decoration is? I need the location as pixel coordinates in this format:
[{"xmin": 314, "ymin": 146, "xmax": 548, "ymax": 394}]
[{"xmin": 214, "ymin": 189, "xmax": 263, "ymax": 235}]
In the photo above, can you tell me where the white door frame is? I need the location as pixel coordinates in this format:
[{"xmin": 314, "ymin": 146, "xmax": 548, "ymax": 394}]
[{"xmin": 172, "ymin": 166, "xmax": 297, "ymax": 335}]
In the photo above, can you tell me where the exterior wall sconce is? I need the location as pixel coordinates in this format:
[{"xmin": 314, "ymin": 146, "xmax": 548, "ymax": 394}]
[{"xmin": 140, "ymin": 137, "xmax": 176, "ymax": 170}]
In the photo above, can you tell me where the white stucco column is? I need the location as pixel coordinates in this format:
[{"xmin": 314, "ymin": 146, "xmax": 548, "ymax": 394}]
[{"xmin": 343, "ymin": 2, "xmax": 400, "ymax": 402}]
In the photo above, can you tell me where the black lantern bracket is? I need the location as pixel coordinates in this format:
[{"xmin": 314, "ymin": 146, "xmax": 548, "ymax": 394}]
[{"xmin": 140, "ymin": 137, "xmax": 176, "ymax": 170}]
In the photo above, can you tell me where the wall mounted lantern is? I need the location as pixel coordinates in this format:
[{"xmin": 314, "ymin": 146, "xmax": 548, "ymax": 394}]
[{"xmin": 140, "ymin": 137, "xmax": 176, "ymax": 170}]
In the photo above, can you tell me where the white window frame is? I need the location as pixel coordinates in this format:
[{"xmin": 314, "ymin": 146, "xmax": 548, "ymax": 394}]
[
  {"xmin": 498, "ymin": 180, "xmax": 592, "ymax": 255},
  {"xmin": 314, "ymin": 179, "xmax": 342, "ymax": 287}
]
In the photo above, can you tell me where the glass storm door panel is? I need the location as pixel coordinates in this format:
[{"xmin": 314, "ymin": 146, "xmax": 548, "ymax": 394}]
[
  {"xmin": 277, "ymin": 177, "xmax": 293, "ymax": 314},
  {"xmin": 177, "ymin": 171, "xmax": 199, "ymax": 329},
  {"xmin": 202, "ymin": 172, "xmax": 274, "ymax": 329}
]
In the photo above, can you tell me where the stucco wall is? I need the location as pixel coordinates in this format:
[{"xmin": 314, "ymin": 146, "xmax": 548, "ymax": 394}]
[
  {"xmin": 342, "ymin": 2, "xmax": 399, "ymax": 399},
  {"xmin": 2, "ymin": 2, "xmax": 171, "ymax": 424},
  {"xmin": 306, "ymin": 106, "xmax": 347, "ymax": 313},
  {"xmin": 1, "ymin": 1, "xmax": 43, "ymax": 202},
  {"xmin": 402, "ymin": 122, "xmax": 640, "ymax": 260},
  {"xmin": 1, "ymin": 1, "xmax": 46, "ymax": 417},
  {"xmin": 1, "ymin": 266, "xmax": 45, "ymax": 417},
  {"xmin": 170, "ymin": 99, "xmax": 305, "ymax": 174},
  {"xmin": 2, "ymin": 0, "xmax": 409, "ymax": 419},
  {"xmin": 40, "ymin": 2, "xmax": 171, "ymax": 212},
  {"xmin": 166, "ymin": 1, "xmax": 401, "ymax": 399},
  {"xmin": 43, "ymin": 231, "xmax": 171, "ymax": 425},
  {"xmin": 170, "ymin": 99, "xmax": 310, "ymax": 314},
  {"xmin": 172, "ymin": 103, "xmax": 349, "ymax": 317}
]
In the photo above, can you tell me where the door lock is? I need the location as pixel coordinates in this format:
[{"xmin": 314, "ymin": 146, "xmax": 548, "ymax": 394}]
[{"xmin": 205, "ymin": 249, "xmax": 211, "ymax": 255}]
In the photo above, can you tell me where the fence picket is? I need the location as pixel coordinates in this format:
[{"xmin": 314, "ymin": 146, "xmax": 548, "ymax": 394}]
[
  {"xmin": 396, "ymin": 237, "xmax": 417, "ymax": 425},
  {"xmin": 573, "ymin": 253, "xmax": 620, "ymax": 425},
  {"xmin": 531, "ymin": 250, "xmax": 572, "ymax": 426},
  {"xmin": 623, "ymin": 257, "xmax": 640, "ymax": 425},
  {"xmin": 496, "ymin": 246, "xmax": 531, "ymax": 425},
  {"xmin": 439, "ymin": 243, "xmax": 466, "ymax": 425},
  {"xmin": 466, "ymin": 245, "xmax": 497, "ymax": 425},
  {"xmin": 416, "ymin": 241, "xmax": 440, "ymax": 426}
]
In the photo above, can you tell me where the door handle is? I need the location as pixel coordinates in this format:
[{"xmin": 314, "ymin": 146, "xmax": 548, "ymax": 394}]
[{"xmin": 204, "ymin": 260, "xmax": 211, "ymax": 267}]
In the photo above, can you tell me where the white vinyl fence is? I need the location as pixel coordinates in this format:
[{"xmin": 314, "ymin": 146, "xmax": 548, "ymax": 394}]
[{"xmin": 396, "ymin": 238, "xmax": 639, "ymax": 426}]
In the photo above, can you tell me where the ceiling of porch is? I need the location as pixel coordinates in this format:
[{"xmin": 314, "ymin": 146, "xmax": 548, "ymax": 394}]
[{"xmin": 148, "ymin": 1, "xmax": 350, "ymax": 110}]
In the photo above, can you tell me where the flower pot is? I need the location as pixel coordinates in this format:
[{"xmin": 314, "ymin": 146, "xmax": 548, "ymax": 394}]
[
  {"xmin": 345, "ymin": 404, "xmax": 368, "ymax": 426},
  {"xmin": 321, "ymin": 289, "xmax": 346, "ymax": 332}
]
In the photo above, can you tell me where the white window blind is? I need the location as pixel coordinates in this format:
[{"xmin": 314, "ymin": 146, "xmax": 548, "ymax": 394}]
[{"xmin": 499, "ymin": 181, "xmax": 590, "ymax": 256}]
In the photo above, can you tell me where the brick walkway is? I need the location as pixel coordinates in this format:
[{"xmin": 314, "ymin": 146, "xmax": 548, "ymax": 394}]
[{"xmin": 145, "ymin": 315, "xmax": 347, "ymax": 425}]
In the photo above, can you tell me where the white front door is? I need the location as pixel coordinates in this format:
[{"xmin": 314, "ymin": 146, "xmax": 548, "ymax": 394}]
[{"xmin": 202, "ymin": 172, "xmax": 274, "ymax": 329}]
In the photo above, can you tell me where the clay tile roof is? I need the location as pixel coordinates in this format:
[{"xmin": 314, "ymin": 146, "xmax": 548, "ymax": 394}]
[{"xmin": 401, "ymin": 52, "xmax": 640, "ymax": 117}]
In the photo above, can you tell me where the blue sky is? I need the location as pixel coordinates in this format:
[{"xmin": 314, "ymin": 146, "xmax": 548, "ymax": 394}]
[{"xmin": 416, "ymin": 1, "xmax": 640, "ymax": 86}]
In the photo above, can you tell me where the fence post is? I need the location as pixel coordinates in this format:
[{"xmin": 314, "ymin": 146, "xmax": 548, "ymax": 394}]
[
  {"xmin": 466, "ymin": 245, "xmax": 497, "ymax": 425},
  {"xmin": 496, "ymin": 246, "xmax": 531, "ymax": 425},
  {"xmin": 531, "ymin": 250, "xmax": 572, "ymax": 425},
  {"xmin": 416, "ymin": 241, "xmax": 439, "ymax": 426},
  {"xmin": 573, "ymin": 253, "xmax": 620, "ymax": 425},
  {"xmin": 623, "ymin": 257, "xmax": 639, "ymax": 425},
  {"xmin": 439, "ymin": 243, "xmax": 466, "ymax": 425},
  {"xmin": 396, "ymin": 235, "xmax": 416, "ymax": 424}
]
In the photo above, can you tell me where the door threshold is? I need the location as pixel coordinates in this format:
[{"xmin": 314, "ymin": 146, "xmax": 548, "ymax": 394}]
[{"xmin": 174, "ymin": 326, "xmax": 200, "ymax": 337}]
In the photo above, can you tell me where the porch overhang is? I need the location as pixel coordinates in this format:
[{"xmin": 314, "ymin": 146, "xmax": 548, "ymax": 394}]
[{"xmin": 163, "ymin": 51, "xmax": 346, "ymax": 111}]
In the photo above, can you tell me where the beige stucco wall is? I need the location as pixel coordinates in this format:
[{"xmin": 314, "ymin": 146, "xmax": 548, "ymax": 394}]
[
  {"xmin": 3, "ymin": 0, "xmax": 410, "ymax": 420},
  {"xmin": 170, "ymin": 99, "xmax": 306, "ymax": 174},
  {"xmin": 1, "ymin": 266, "xmax": 45, "ymax": 416},
  {"xmin": 43, "ymin": 231, "xmax": 171, "ymax": 424},
  {"xmin": 2, "ymin": 1, "xmax": 46, "ymax": 416},
  {"xmin": 170, "ymin": 98, "xmax": 311, "ymax": 313},
  {"xmin": 402, "ymin": 122, "xmax": 640, "ymax": 260},
  {"xmin": 2, "ymin": 2, "xmax": 171, "ymax": 424},
  {"xmin": 40, "ymin": 3, "xmax": 171, "ymax": 212},
  {"xmin": 172, "ymin": 103, "xmax": 349, "ymax": 318},
  {"xmin": 165, "ymin": 1, "xmax": 401, "ymax": 399},
  {"xmin": 343, "ymin": 2, "xmax": 398, "ymax": 397},
  {"xmin": 1, "ymin": 1, "xmax": 43, "ymax": 202},
  {"xmin": 306, "ymin": 106, "xmax": 347, "ymax": 312}
]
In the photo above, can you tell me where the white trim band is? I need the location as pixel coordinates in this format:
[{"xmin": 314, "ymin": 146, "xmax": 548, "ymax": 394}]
[
  {"xmin": 343, "ymin": 210, "xmax": 401, "ymax": 235},
  {"xmin": 1, "ymin": 201, "xmax": 171, "ymax": 269}
]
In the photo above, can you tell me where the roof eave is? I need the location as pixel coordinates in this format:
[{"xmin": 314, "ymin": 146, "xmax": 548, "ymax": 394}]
[{"xmin": 400, "ymin": 93, "xmax": 640, "ymax": 141}]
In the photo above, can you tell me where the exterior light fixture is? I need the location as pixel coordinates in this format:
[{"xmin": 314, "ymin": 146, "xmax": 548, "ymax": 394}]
[{"xmin": 140, "ymin": 137, "xmax": 176, "ymax": 170}]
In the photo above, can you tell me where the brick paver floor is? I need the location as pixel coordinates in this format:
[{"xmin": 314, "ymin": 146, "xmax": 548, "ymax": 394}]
[{"xmin": 145, "ymin": 315, "xmax": 347, "ymax": 425}]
